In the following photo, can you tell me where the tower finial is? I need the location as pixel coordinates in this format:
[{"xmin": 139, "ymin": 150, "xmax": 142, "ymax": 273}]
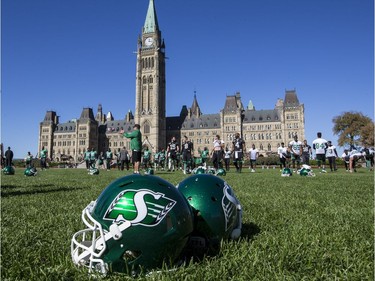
[{"xmin": 143, "ymin": 0, "xmax": 159, "ymax": 34}]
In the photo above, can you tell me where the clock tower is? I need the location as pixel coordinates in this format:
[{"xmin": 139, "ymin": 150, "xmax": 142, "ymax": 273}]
[{"xmin": 135, "ymin": 0, "xmax": 166, "ymax": 151}]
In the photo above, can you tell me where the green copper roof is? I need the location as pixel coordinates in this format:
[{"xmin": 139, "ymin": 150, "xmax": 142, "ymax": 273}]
[
  {"xmin": 247, "ymin": 100, "xmax": 255, "ymax": 110},
  {"xmin": 143, "ymin": 0, "xmax": 159, "ymax": 34}
]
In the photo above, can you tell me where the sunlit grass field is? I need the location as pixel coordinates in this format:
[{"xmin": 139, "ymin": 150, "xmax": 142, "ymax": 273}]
[{"xmin": 1, "ymin": 166, "xmax": 374, "ymax": 280}]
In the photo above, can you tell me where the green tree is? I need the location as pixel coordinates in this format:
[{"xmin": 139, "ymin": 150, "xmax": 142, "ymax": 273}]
[{"xmin": 332, "ymin": 111, "xmax": 373, "ymax": 147}]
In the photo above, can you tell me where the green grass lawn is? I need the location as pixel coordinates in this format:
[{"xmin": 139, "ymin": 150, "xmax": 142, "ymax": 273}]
[{"xmin": 1, "ymin": 166, "xmax": 373, "ymax": 280}]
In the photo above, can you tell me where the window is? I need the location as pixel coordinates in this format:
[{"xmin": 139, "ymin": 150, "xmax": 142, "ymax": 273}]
[{"xmin": 144, "ymin": 123, "xmax": 150, "ymax": 134}]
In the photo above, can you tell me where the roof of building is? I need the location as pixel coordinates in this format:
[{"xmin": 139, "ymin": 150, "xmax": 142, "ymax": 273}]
[
  {"xmin": 54, "ymin": 121, "xmax": 76, "ymax": 133},
  {"xmin": 243, "ymin": 109, "xmax": 280, "ymax": 123},
  {"xmin": 79, "ymin": 108, "xmax": 96, "ymax": 121},
  {"xmin": 284, "ymin": 90, "xmax": 300, "ymax": 107},
  {"xmin": 166, "ymin": 116, "xmax": 184, "ymax": 131},
  {"xmin": 190, "ymin": 94, "xmax": 202, "ymax": 116},
  {"xmin": 143, "ymin": 0, "xmax": 159, "ymax": 34},
  {"xmin": 103, "ymin": 119, "xmax": 135, "ymax": 134},
  {"xmin": 223, "ymin": 93, "xmax": 244, "ymax": 113},
  {"xmin": 181, "ymin": 113, "xmax": 221, "ymax": 130}
]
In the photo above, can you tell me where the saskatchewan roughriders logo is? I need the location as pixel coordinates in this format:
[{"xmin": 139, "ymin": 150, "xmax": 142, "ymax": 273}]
[{"xmin": 103, "ymin": 189, "xmax": 176, "ymax": 227}]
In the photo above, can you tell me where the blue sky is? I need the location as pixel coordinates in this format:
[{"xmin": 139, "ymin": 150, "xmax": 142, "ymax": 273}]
[{"xmin": 2, "ymin": 0, "xmax": 374, "ymax": 158}]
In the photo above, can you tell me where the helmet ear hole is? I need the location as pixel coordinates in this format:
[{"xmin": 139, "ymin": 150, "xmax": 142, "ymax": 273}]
[
  {"xmin": 122, "ymin": 250, "xmax": 141, "ymax": 263},
  {"xmin": 187, "ymin": 196, "xmax": 192, "ymax": 201}
]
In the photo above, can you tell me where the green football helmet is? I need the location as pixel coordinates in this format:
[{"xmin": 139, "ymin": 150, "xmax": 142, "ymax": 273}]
[
  {"xmin": 177, "ymin": 174, "xmax": 242, "ymax": 255},
  {"xmin": 216, "ymin": 168, "xmax": 226, "ymax": 176},
  {"xmin": 2, "ymin": 166, "xmax": 15, "ymax": 175},
  {"xmin": 281, "ymin": 168, "xmax": 292, "ymax": 177},
  {"xmin": 144, "ymin": 168, "xmax": 154, "ymax": 175},
  {"xmin": 193, "ymin": 166, "xmax": 205, "ymax": 175},
  {"xmin": 24, "ymin": 167, "xmax": 37, "ymax": 176},
  {"xmin": 71, "ymin": 174, "xmax": 194, "ymax": 275},
  {"xmin": 207, "ymin": 167, "xmax": 216, "ymax": 175},
  {"xmin": 299, "ymin": 167, "xmax": 315, "ymax": 177},
  {"xmin": 88, "ymin": 167, "xmax": 99, "ymax": 175}
]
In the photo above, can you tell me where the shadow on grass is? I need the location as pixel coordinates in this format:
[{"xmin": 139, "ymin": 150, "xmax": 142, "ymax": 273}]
[
  {"xmin": 0, "ymin": 185, "xmax": 18, "ymax": 189},
  {"xmin": 241, "ymin": 222, "xmax": 261, "ymax": 241},
  {"xmin": 1, "ymin": 186, "xmax": 85, "ymax": 198}
]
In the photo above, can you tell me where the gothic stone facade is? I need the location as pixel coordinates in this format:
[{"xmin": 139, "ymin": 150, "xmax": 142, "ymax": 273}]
[{"xmin": 38, "ymin": 0, "xmax": 305, "ymax": 161}]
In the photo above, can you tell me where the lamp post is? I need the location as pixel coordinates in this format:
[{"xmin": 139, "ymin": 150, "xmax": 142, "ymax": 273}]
[{"xmin": 240, "ymin": 110, "xmax": 245, "ymax": 138}]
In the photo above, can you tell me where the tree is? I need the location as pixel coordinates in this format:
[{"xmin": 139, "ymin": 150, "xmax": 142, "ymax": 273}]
[
  {"xmin": 360, "ymin": 122, "xmax": 374, "ymax": 146},
  {"xmin": 332, "ymin": 111, "xmax": 373, "ymax": 147}
]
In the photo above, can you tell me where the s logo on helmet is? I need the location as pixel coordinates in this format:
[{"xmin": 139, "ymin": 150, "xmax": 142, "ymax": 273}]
[{"xmin": 103, "ymin": 189, "xmax": 176, "ymax": 227}]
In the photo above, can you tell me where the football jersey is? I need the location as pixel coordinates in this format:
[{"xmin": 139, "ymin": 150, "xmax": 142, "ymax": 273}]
[
  {"xmin": 168, "ymin": 141, "xmax": 178, "ymax": 152},
  {"xmin": 278, "ymin": 146, "xmax": 286, "ymax": 158},
  {"xmin": 213, "ymin": 139, "xmax": 224, "ymax": 150},
  {"xmin": 325, "ymin": 145, "xmax": 337, "ymax": 157},
  {"xmin": 143, "ymin": 150, "xmax": 151, "ymax": 159},
  {"xmin": 182, "ymin": 141, "xmax": 193, "ymax": 154},
  {"xmin": 312, "ymin": 138, "xmax": 328, "ymax": 154},
  {"xmin": 233, "ymin": 138, "xmax": 245, "ymax": 152},
  {"xmin": 224, "ymin": 150, "xmax": 231, "ymax": 159},
  {"xmin": 249, "ymin": 148, "xmax": 258, "ymax": 160},
  {"xmin": 289, "ymin": 140, "xmax": 302, "ymax": 154}
]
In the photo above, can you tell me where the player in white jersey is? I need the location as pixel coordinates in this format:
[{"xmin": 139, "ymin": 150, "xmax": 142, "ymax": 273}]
[
  {"xmin": 349, "ymin": 146, "xmax": 365, "ymax": 173},
  {"xmin": 325, "ymin": 141, "xmax": 338, "ymax": 172},
  {"xmin": 341, "ymin": 149, "xmax": 350, "ymax": 171},
  {"xmin": 312, "ymin": 132, "xmax": 328, "ymax": 172},
  {"xmin": 248, "ymin": 144, "xmax": 259, "ymax": 172},
  {"xmin": 289, "ymin": 135, "xmax": 302, "ymax": 172},
  {"xmin": 277, "ymin": 142, "xmax": 287, "ymax": 170},
  {"xmin": 211, "ymin": 135, "xmax": 224, "ymax": 169}
]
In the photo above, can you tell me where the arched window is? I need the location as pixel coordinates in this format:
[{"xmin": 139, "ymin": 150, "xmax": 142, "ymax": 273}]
[
  {"xmin": 268, "ymin": 144, "xmax": 271, "ymax": 151},
  {"xmin": 143, "ymin": 76, "xmax": 147, "ymax": 84},
  {"xmin": 144, "ymin": 123, "xmax": 150, "ymax": 134}
]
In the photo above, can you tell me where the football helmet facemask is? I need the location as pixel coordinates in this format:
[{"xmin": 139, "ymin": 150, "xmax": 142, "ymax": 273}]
[
  {"xmin": 24, "ymin": 167, "xmax": 37, "ymax": 176},
  {"xmin": 71, "ymin": 174, "xmax": 193, "ymax": 275},
  {"xmin": 177, "ymin": 174, "xmax": 242, "ymax": 255}
]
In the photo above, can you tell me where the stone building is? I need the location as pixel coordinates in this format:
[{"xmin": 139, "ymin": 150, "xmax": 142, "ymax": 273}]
[{"xmin": 39, "ymin": 0, "xmax": 305, "ymax": 162}]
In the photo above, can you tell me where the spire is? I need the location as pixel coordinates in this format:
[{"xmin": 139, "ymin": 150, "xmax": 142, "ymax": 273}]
[
  {"xmin": 143, "ymin": 0, "xmax": 159, "ymax": 34},
  {"xmin": 191, "ymin": 91, "xmax": 202, "ymax": 117},
  {"xmin": 247, "ymin": 100, "xmax": 255, "ymax": 110}
]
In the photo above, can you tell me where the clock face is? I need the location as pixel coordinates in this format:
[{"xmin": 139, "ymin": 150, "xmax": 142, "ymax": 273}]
[{"xmin": 145, "ymin": 37, "xmax": 154, "ymax": 46}]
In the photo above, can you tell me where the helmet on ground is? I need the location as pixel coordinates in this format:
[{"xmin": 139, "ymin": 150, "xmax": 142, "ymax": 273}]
[
  {"xmin": 88, "ymin": 167, "xmax": 99, "ymax": 175},
  {"xmin": 193, "ymin": 166, "xmax": 205, "ymax": 175},
  {"xmin": 144, "ymin": 168, "xmax": 154, "ymax": 175},
  {"xmin": 299, "ymin": 167, "xmax": 315, "ymax": 177},
  {"xmin": 24, "ymin": 167, "xmax": 37, "ymax": 176},
  {"xmin": 2, "ymin": 166, "xmax": 15, "ymax": 175},
  {"xmin": 281, "ymin": 168, "xmax": 292, "ymax": 177},
  {"xmin": 176, "ymin": 174, "xmax": 242, "ymax": 255},
  {"xmin": 71, "ymin": 174, "xmax": 194, "ymax": 275},
  {"xmin": 207, "ymin": 167, "xmax": 216, "ymax": 175},
  {"xmin": 216, "ymin": 168, "xmax": 226, "ymax": 176}
]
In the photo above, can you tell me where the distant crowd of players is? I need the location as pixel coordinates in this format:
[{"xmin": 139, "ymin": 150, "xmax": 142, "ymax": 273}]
[
  {"xmin": 2, "ymin": 131, "xmax": 373, "ymax": 175},
  {"xmin": 84, "ymin": 131, "xmax": 374, "ymax": 175}
]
